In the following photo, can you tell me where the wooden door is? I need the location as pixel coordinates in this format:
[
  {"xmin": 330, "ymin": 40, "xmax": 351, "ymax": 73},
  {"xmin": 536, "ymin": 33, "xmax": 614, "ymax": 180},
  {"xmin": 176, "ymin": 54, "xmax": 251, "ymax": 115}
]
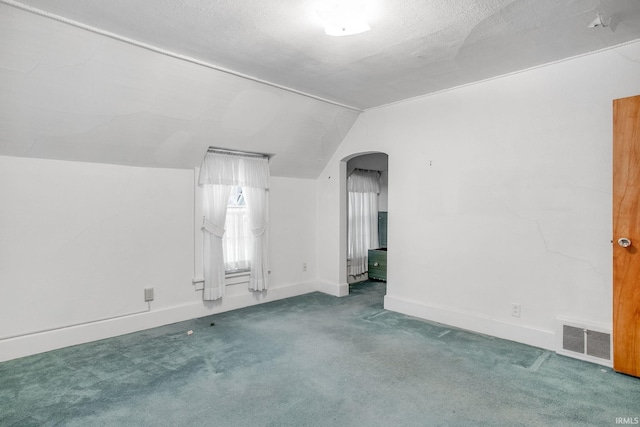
[{"xmin": 613, "ymin": 94, "xmax": 640, "ymax": 377}]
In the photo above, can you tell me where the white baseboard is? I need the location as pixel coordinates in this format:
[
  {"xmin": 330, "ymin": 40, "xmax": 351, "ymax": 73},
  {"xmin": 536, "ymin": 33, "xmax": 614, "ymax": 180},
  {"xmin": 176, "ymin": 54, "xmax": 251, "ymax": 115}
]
[
  {"xmin": 0, "ymin": 281, "xmax": 316, "ymax": 362},
  {"xmin": 384, "ymin": 295, "xmax": 556, "ymax": 351},
  {"xmin": 2, "ymin": 284, "xmax": 562, "ymax": 363},
  {"xmin": 315, "ymin": 280, "xmax": 349, "ymax": 297}
]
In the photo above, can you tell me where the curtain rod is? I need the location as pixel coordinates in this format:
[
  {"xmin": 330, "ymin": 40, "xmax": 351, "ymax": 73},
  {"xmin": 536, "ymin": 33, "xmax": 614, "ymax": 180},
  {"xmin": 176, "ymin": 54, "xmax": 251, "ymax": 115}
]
[
  {"xmin": 207, "ymin": 147, "xmax": 271, "ymax": 159},
  {"xmin": 348, "ymin": 168, "xmax": 383, "ymax": 178},
  {"xmin": 353, "ymin": 168, "xmax": 382, "ymax": 173}
]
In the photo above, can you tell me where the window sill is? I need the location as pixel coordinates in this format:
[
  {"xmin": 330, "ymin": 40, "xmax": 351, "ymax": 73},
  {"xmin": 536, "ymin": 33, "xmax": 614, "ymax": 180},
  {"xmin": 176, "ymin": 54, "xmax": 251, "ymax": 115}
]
[
  {"xmin": 192, "ymin": 270, "xmax": 254, "ymax": 291},
  {"xmin": 225, "ymin": 269, "xmax": 250, "ymax": 278},
  {"xmin": 225, "ymin": 271, "xmax": 250, "ymax": 286}
]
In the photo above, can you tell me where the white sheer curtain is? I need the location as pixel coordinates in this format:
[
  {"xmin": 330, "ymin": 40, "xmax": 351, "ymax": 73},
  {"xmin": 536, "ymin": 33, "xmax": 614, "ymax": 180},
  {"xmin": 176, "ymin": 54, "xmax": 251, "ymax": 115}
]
[
  {"xmin": 201, "ymin": 184, "xmax": 232, "ymax": 300},
  {"xmin": 348, "ymin": 170, "xmax": 380, "ymax": 277},
  {"xmin": 223, "ymin": 202, "xmax": 252, "ymax": 272},
  {"xmin": 199, "ymin": 151, "xmax": 270, "ymax": 300},
  {"xmin": 244, "ymin": 186, "xmax": 269, "ymax": 291}
]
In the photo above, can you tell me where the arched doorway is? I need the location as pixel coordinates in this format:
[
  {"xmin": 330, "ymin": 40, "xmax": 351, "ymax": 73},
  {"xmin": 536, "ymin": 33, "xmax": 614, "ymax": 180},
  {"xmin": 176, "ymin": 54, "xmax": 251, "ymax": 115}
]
[{"xmin": 341, "ymin": 152, "xmax": 389, "ymax": 293}]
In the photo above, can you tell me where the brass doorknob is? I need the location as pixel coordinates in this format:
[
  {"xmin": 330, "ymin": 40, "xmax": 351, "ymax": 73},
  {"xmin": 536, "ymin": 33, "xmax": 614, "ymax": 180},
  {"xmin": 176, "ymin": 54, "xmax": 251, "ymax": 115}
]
[{"xmin": 618, "ymin": 237, "xmax": 632, "ymax": 248}]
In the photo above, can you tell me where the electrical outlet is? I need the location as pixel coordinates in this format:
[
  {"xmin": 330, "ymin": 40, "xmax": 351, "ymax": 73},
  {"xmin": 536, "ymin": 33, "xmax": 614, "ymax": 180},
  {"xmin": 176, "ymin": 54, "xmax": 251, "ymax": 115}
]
[
  {"xmin": 303, "ymin": 262, "xmax": 307, "ymax": 272},
  {"xmin": 511, "ymin": 303, "xmax": 521, "ymax": 317},
  {"xmin": 144, "ymin": 287, "xmax": 154, "ymax": 302}
]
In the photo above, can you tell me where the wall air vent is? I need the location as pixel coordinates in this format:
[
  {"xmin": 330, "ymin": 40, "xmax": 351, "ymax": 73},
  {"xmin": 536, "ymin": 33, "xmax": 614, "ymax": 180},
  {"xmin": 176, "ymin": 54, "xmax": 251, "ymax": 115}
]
[{"xmin": 556, "ymin": 317, "xmax": 612, "ymax": 367}]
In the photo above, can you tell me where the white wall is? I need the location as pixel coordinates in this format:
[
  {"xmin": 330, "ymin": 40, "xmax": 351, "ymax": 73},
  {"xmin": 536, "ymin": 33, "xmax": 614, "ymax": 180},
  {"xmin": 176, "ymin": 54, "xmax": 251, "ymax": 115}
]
[
  {"xmin": 316, "ymin": 40, "xmax": 640, "ymax": 351},
  {"xmin": 269, "ymin": 177, "xmax": 317, "ymax": 287},
  {"xmin": 0, "ymin": 156, "xmax": 318, "ymax": 361}
]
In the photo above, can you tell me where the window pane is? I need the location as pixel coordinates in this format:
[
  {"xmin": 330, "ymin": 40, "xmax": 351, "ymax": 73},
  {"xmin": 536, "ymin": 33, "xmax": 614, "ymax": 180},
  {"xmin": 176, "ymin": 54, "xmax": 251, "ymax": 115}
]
[
  {"xmin": 228, "ymin": 186, "xmax": 245, "ymax": 207},
  {"xmin": 223, "ymin": 187, "xmax": 251, "ymax": 272}
]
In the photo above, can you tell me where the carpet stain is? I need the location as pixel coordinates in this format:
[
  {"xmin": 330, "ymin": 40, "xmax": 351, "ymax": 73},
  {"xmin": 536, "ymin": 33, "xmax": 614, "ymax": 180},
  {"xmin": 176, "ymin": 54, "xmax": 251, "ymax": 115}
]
[
  {"xmin": 528, "ymin": 351, "xmax": 552, "ymax": 372},
  {"xmin": 362, "ymin": 310, "xmax": 388, "ymax": 321}
]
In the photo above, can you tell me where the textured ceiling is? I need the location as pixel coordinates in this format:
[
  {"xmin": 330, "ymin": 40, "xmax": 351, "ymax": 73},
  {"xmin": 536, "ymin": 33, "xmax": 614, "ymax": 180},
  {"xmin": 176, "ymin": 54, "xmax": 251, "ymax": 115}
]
[
  {"xmin": 5, "ymin": 0, "xmax": 640, "ymax": 110},
  {"xmin": 1, "ymin": 0, "xmax": 640, "ymax": 176}
]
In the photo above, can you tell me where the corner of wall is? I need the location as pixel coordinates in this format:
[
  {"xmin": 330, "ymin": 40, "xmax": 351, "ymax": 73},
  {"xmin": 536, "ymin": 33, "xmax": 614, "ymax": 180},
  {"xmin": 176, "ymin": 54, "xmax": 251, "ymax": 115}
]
[{"xmin": 315, "ymin": 280, "xmax": 349, "ymax": 297}]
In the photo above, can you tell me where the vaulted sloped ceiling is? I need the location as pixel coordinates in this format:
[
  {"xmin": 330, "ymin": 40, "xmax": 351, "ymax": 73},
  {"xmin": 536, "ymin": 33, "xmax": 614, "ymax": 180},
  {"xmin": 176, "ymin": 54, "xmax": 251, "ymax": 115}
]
[
  {"xmin": 1, "ymin": 0, "xmax": 640, "ymax": 177},
  {"xmin": 0, "ymin": 4, "xmax": 359, "ymax": 178}
]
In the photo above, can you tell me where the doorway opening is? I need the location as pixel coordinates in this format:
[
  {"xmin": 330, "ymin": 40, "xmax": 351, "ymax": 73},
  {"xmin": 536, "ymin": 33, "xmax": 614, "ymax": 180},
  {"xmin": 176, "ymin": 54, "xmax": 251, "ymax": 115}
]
[{"xmin": 342, "ymin": 152, "xmax": 389, "ymax": 294}]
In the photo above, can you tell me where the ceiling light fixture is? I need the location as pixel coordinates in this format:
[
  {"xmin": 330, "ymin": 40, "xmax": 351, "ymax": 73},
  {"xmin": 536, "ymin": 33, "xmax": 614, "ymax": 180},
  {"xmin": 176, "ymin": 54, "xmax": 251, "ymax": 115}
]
[{"xmin": 317, "ymin": 2, "xmax": 371, "ymax": 36}]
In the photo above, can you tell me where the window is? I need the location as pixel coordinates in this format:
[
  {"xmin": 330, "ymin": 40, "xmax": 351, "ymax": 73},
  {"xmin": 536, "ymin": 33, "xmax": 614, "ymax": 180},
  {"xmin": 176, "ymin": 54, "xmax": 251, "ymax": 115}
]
[
  {"xmin": 199, "ymin": 149, "xmax": 270, "ymax": 300},
  {"xmin": 223, "ymin": 186, "xmax": 251, "ymax": 273}
]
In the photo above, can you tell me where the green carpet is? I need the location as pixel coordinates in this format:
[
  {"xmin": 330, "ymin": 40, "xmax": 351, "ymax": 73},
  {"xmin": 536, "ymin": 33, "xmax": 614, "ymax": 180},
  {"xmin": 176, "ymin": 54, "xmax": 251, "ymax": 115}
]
[{"xmin": 1, "ymin": 281, "xmax": 639, "ymax": 426}]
